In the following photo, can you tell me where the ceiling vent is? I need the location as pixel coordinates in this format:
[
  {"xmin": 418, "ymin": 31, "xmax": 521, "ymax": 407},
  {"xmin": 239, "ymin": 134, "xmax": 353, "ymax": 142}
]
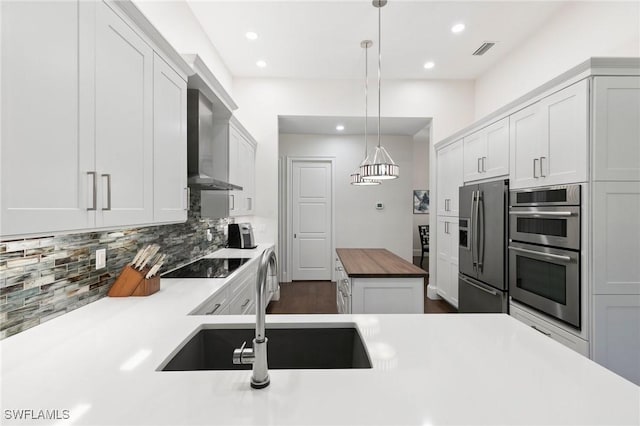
[{"xmin": 473, "ymin": 42, "xmax": 496, "ymax": 56}]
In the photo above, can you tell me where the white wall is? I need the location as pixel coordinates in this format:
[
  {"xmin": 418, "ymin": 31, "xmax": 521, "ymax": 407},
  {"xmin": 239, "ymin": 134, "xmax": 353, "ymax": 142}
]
[
  {"xmin": 133, "ymin": 0, "xmax": 234, "ymax": 95},
  {"xmin": 412, "ymin": 128, "xmax": 430, "ymax": 258},
  {"xmin": 232, "ymin": 78, "xmax": 475, "ymax": 253},
  {"xmin": 475, "ymin": 1, "xmax": 640, "ymax": 118},
  {"xmin": 280, "ymin": 133, "xmax": 414, "ymax": 264}
]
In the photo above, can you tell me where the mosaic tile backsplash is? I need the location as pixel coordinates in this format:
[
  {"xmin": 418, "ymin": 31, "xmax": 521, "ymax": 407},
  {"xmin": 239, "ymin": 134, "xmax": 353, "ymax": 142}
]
[{"xmin": 0, "ymin": 191, "xmax": 231, "ymax": 339}]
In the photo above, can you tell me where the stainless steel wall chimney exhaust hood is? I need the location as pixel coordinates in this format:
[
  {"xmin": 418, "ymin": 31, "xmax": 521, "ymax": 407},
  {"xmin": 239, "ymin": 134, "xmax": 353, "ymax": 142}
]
[
  {"xmin": 184, "ymin": 54, "xmax": 242, "ymax": 191},
  {"xmin": 187, "ymin": 89, "xmax": 242, "ymax": 191}
]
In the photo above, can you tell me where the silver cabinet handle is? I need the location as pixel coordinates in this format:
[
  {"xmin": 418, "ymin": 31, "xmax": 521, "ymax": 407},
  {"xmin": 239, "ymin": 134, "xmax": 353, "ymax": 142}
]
[
  {"xmin": 87, "ymin": 171, "xmax": 97, "ymax": 211},
  {"xmin": 247, "ymin": 197, "xmax": 252, "ymax": 211},
  {"xmin": 241, "ymin": 298, "xmax": 251, "ymax": 308},
  {"xmin": 508, "ymin": 246, "xmax": 572, "ymax": 262},
  {"xmin": 533, "ymin": 158, "xmax": 539, "ymax": 178},
  {"xmin": 531, "ymin": 325, "xmax": 551, "ymax": 337},
  {"xmin": 540, "ymin": 156, "xmax": 546, "ymax": 177},
  {"xmin": 229, "ymin": 194, "xmax": 235, "ymax": 210},
  {"xmin": 477, "ymin": 157, "xmax": 482, "ymax": 173},
  {"xmin": 101, "ymin": 174, "xmax": 111, "ymax": 211},
  {"xmin": 482, "ymin": 157, "xmax": 486, "ymax": 172},
  {"xmin": 184, "ymin": 187, "xmax": 190, "ymax": 211},
  {"xmin": 206, "ymin": 303, "xmax": 222, "ymax": 315}
]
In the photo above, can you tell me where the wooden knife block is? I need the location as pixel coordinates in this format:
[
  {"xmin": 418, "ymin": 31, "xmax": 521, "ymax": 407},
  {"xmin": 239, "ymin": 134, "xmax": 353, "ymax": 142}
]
[{"xmin": 108, "ymin": 265, "xmax": 160, "ymax": 297}]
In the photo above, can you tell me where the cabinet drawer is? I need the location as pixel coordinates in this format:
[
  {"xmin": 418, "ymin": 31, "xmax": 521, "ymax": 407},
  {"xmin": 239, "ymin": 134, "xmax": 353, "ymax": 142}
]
[
  {"xmin": 192, "ymin": 287, "xmax": 229, "ymax": 315},
  {"xmin": 229, "ymin": 281, "xmax": 254, "ymax": 315},
  {"xmin": 510, "ymin": 303, "xmax": 589, "ymax": 357}
]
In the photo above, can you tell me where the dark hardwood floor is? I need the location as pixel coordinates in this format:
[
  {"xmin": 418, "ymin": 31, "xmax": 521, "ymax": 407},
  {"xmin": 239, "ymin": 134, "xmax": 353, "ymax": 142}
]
[{"xmin": 266, "ymin": 255, "xmax": 457, "ymax": 315}]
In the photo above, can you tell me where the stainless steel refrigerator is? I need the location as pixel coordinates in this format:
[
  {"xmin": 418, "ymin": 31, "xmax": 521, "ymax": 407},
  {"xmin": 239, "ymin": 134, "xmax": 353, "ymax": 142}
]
[{"xmin": 458, "ymin": 179, "xmax": 509, "ymax": 313}]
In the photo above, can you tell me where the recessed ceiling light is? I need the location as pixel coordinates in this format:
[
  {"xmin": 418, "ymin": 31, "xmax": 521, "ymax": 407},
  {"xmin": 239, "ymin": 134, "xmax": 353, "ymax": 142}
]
[
  {"xmin": 336, "ymin": 125, "xmax": 345, "ymax": 131},
  {"xmin": 245, "ymin": 31, "xmax": 258, "ymax": 40},
  {"xmin": 256, "ymin": 60, "xmax": 267, "ymax": 68},
  {"xmin": 451, "ymin": 23, "xmax": 465, "ymax": 33},
  {"xmin": 423, "ymin": 61, "xmax": 435, "ymax": 70}
]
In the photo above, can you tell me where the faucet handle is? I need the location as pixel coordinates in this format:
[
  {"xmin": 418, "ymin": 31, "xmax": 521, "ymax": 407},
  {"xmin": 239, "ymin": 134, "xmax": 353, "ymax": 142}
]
[{"xmin": 233, "ymin": 341, "xmax": 255, "ymax": 365}]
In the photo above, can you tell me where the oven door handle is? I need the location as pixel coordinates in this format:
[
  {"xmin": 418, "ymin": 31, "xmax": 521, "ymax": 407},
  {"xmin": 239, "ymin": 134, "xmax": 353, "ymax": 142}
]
[
  {"xmin": 508, "ymin": 211, "xmax": 574, "ymax": 217},
  {"xmin": 508, "ymin": 246, "xmax": 572, "ymax": 262}
]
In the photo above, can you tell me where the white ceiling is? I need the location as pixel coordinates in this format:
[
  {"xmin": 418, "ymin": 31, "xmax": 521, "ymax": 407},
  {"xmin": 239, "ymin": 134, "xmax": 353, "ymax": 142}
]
[
  {"xmin": 279, "ymin": 115, "xmax": 431, "ymax": 135},
  {"xmin": 186, "ymin": 1, "xmax": 566, "ymax": 80}
]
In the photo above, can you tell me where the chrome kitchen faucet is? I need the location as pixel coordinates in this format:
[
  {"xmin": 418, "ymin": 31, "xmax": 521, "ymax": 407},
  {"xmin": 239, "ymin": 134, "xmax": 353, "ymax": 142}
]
[{"xmin": 232, "ymin": 247, "xmax": 277, "ymax": 389}]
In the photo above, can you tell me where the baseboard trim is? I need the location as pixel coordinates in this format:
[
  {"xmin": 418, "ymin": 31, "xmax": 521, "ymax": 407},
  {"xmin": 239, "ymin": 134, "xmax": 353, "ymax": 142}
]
[{"xmin": 426, "ymin": 285, "xmax": 441, "ymax": 300}]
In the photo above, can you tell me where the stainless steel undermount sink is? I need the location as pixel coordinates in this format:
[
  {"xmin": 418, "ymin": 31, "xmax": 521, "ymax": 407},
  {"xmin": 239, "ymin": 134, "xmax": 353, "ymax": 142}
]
[{"xmin": 159, "ymin": 323, "xmax": 372, "ymax": 371}]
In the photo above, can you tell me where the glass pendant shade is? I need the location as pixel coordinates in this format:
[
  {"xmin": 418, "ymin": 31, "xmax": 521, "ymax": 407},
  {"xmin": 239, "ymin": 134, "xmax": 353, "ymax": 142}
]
[
  {"xmin": 351, "ymin": 156, "xmax": 381, "ymax": 185},
  {"xmin": 360, "ymin": 145, "xmax": 399, "ymax": 180}
]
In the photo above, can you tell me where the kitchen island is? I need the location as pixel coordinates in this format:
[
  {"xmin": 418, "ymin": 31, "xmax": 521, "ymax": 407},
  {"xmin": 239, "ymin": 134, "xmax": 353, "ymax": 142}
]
[
  {"xmin": 1, "ymin": 248, "xmax": 638, "ymax": 425},
  {"xmin": 336, "ymin": 248, "xmax": 426, "ymax": 313}
]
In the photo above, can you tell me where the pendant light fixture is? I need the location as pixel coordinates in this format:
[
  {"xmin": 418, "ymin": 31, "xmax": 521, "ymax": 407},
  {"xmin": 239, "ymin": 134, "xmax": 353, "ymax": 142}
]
[
  {"xmin": 360, "ymin": 0, "xmax": 399, "ymax": 180},
  {"xmin": 351, "ymin": 40, "xmax": 380, "ymax": 186}
]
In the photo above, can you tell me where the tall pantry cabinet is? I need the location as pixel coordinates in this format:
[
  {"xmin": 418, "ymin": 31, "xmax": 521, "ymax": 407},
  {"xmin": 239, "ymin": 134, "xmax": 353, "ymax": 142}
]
[{"xmin": 1, "ymin": 1, "xmax": 191, "ymax": 237}]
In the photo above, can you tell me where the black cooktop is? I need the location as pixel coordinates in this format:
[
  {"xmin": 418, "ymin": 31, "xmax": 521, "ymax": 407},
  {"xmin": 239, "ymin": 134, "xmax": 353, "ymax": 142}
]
[{"xmin": 163, "ymin": 258, "xmax": 251, "ymax": 279}]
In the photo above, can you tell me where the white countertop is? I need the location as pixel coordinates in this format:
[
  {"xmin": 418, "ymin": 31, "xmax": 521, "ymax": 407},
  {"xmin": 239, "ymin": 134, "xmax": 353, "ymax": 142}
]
[{"xmin": 1, "ymin": 244, "xmax": 638, "ymax": 426}]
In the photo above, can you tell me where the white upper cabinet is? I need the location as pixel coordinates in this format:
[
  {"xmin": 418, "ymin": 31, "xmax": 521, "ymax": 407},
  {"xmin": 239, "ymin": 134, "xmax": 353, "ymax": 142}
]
[
  {"xmin": 1, "ymin": 1, "xmax": 94, "ymax": 235},
  {"xmin": 463, "ymin": 117, "xmax": 509, "ymax": 182},
  {"xmin": 510, "ymin": 79, "xmax": 589, "ymax": 189},
  {"xmin": 436, "ymin": 140, "xmax": 463, "ymax": 217},
  {"xmin": 153, "ymin": 54, "xmax": 188, "ymax": 223},
  {"xmin": 592, "ymin": 76, "xmax": 640, "ymax": 181},
  {"xmin": 94, "ymin": 1, "xmax": 154, "ymax": 227},
  {"xmin": 1, "ymin": 1, "xmax": 189, "ymax": 237},
  {"xmin": 229, "ymin": 120, "xmax": 257, "ymax": 217}
]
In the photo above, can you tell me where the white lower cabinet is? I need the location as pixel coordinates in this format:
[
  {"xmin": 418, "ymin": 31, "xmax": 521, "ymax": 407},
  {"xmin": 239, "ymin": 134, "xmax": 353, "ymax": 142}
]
[
  {"xmin": 592, "ymin": 295, "xmax": 640, "ymax": 385},
  {"xmin": 510, "ymin": 303, "xmax": 589, "ymax": 357},
  {"xmin": 351, "ymin": 278, "xmax": 423, "ymax": 314},
  {"xmin": 436, "ymin": 217, "xmax": 459, "ymax": 308}
]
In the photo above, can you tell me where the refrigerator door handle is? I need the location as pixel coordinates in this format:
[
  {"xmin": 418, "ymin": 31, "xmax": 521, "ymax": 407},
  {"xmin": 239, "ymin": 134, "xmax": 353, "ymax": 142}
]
[
  {"xmin": 471, "ymin": 190, "xmax": 477, "ymax": 268},
  {"xmin": 478, "ymin": 191, "xmax": 484, "ymax": 271},
  {"xmin": 460, "ymin": 274, "xmax": 498, "ymax": 296},
  {"xmin": 473, "ymin": 190, "xmax": 481, "ymax": 269}
]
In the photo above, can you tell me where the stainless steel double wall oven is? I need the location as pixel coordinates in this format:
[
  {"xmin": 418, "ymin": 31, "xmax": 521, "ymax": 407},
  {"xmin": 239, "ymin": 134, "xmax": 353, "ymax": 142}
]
[{"xmin": 508, "ymin": 185, "xmax": 581, "ymax": 328}]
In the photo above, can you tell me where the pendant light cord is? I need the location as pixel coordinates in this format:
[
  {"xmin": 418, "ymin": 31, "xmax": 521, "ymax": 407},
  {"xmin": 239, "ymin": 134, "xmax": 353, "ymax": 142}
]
[
  {"xmin": 364, "ymin": 44, "xmax": 369, "ymax": 159},
  {"xmin": 377, "ymin": 4, "xmax": 381, "ymax": 149}
]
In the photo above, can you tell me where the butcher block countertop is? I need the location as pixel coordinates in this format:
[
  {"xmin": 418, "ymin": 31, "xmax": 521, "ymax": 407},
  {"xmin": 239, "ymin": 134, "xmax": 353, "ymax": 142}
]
[{"xmin": 336, "ymin": 248, "xmax": 427, "ymax": 278}]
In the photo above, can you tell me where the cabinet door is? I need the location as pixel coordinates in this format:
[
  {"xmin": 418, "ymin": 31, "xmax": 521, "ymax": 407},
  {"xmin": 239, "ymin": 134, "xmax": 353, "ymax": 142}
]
[
  {"xmin": 238, "ymin": 137, "xmax": 254, "ymax": 214},
  {"xmin": 228, "ymin": 125, "xmax": 242, "ymax": 217},
  {"xmin": 463, "ymin": 130, "xmax": 485, "ymax": 183},
  {"xmin": 1, "ymin": 1, "xmax": 94, "ymax": 236},
  {"xmin": 592, "ymin": 182, "xmax": 640, "ymax": 295},
  {"xmin": 153, "ymin": 54, "xmax": 188, "ymax": 223},
  {"xmin": 436, "ymin": 217, "xmax": 451, "ymax": 300},
  {"xmin": 245, "ymin": 141, "xmax": 256, "ymax": 214},
  {"xmin": 509, "ymin": 102, "xmax": 543, "ymax": 189},
  {"xmin": 539, "ymin": 79, "xmax": 588, "ymax": 186},
  {"xmin": 483, "ymin": 117, "xmax": 509, "ymax": 179},
  {"xmin": 592, "ymin": 76, "xmax": 640, "ymax": 181},
  {"xmin": 436, "ymin": 148, "xmax": 449, "ymax": 216},
  {"xmin": 95, "ymin": 2, "xmax": 153, "ymax": 227},
  {"xmin": 592, "ymin": 294, "xmax": 640, "ymax": 385},
  {"xmin": 447, "ymin": 221, "xmax": 459, "ymax": 308},
  {"xmin": 447, "ymin": 142, "xmax": 463, "ymax": 217}
]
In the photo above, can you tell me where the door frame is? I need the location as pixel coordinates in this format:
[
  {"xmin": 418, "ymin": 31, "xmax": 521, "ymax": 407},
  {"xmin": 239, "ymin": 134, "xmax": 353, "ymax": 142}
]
[{"xmin": 284, "ymin": 156, "xmax": 336, "ymax": 283}]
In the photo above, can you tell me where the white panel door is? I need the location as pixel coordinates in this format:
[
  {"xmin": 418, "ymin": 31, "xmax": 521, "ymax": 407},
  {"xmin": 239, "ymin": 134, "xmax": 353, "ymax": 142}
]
[
  {"xmin": 483, "ymin": 117, "xmax": 510, "ymax": 178},
  {"xmin": 292, "ymin": 161, "xmax": 332, "ymax": 280},
  {"xmin": 95, "ymin": 2, "xmax": 153, "ymax": 227},
  {"xmin": 509, "ymin": 102, "xmax": 543, "ymax": 189},
  {"xmin": 462, "ymin": 130, "xmax": 484, "ymax": 183},
  {"xmin": 592, "ymin": 294, "xmax": 640, "ymax": 386},
  {"xmin": 540, "ymin": 79, "xmax": 588, "ymax": 186},
  {"xmin": 592, "ymin": 76, "xmax": 640, "ymax": 181},
  {"xmin": 436, "ymin": 217, "xmax": 451, "ymax": 301},
  {"xmin": 153, "ymin": 54, "xmax": 188, "ymax": 223},
  {"xmin": 1, "ymin": 1, "xmax": 94, "ymax": 236},
  {"xmin": 592, "ymin": 182, "xmax": 640, "ymax": 295}
]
